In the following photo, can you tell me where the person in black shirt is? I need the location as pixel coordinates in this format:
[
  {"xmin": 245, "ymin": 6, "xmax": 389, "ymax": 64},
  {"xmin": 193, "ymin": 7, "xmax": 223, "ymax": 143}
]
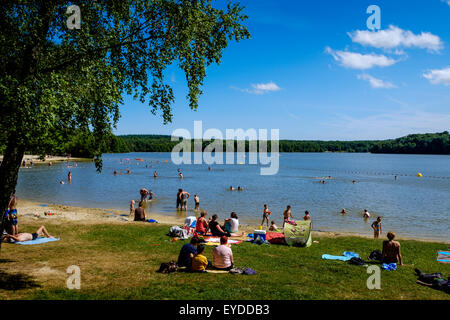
[{"xmin": 208, "ymin": 214, "xmax": 231, "ymax": 237}]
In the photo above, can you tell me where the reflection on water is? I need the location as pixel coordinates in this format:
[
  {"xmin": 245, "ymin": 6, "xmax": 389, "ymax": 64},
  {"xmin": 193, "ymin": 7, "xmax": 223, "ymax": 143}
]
[{"xmin": 16, "ymin": 152, "xmax": 450, "ymax": 241}]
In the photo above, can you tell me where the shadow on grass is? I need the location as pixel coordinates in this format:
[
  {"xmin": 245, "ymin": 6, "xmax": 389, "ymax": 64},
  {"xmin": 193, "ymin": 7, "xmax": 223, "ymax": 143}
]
[
  {"xmin": 0, "ymin": 258, "xmax": 15, "ymax": 264},
  {"xmin": 0, "ymin": 270, "xmax": 41, "ymax": 290}
]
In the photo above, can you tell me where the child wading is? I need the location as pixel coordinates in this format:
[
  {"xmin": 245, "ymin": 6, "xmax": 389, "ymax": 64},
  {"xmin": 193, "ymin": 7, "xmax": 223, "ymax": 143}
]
[{"xmin": 371, "ymin": 216, "xmax": 382, "ymax": 239}]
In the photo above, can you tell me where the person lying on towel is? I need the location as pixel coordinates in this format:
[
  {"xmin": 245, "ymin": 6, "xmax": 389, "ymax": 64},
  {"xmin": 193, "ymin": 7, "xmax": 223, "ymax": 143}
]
[{"xmin": 2, "ymin": 225, "xmax": 55, "ymax": 243}]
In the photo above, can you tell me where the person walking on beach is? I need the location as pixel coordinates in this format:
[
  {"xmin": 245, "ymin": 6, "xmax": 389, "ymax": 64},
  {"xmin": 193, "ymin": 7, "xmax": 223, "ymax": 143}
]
[
  {"xmin": 134, "ymin": 201, "xmax": 146, "ymax": 221},
  {"xmin": 371, "ymin": 217, "xmax": 382, "ymax": 239},
  {"xmin": 381, "ymin": 232, "xmax": 403, "ymax": 266},
  {"xmin": 180, "ymin": 190, "xmax": 190, "ymax": 210},
  {"xmin": 261, "ymin": 204, "xmax": 271, "ymax": 227}
]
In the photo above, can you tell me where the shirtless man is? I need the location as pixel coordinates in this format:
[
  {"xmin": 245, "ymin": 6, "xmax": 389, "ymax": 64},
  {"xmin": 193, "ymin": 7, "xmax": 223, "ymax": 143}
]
[
  {"xmin": 180, "ymin": 190, "xmax": 190, "ymax": 210},
  {"xmin": 303, "ymin": 210, "xmax": 311, "ymax": 221},
  {"xmin": 261, "ymin": 204, "xmax": 271, "ymax": 227},
  {"xmin": 381, "ymin": 232, "xmax": 403, "ymax": 265},
  {"xmin": 283, "ymin": 205, "xmax": 293, "ymax": 221},
  {"xmin": 134, "ymin": 201, "xmax": 146, "ymax": 221},
  {"xmin": 363, "ymin": 209, "xmax": 371, "ymax": 219},
  {"xmin": 194, "ymin": 194, "xmax": 200, "ymax": 210},
  {"xmin": 153, "ymin": 170, "xmax": 158, "ymax": 178},
  {"xmin": 176, "ymin": 189, "xmax": 183, "ymax": 209},
  {"xmin": 2, "ymin": 226, "xmax": 54, "ymax": 243}
]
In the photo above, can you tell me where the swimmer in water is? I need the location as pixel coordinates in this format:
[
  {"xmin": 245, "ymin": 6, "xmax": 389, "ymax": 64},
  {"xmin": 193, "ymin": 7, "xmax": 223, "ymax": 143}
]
[
  {"xmin": 237, "ymin": 186, "xmax": 243, "ymax": 191},
  {"xmin": 229, "ymin": 186, "xmax": 235, "ymax": 191},
  {"xmin": 363, "ymin": 209, "xmax": 371, "ymax": 219},
  {"xmin": 341, "ymin": 208, "xmax": 347, "ymax": 215},
  {"xmin": 148, "ymin": 190, "xmax": 156, "ymax": 200},
  {"xmin": 153, "ymin": 170, "xmax": 157, "ymax": 178},
  {"xmin": 194, "ymin": 194, "xmax": 200, "ymax": 210},
  {"xmin": 303, "ymin": 210, "xmax": 311, "ymax": 221},
  {"xmin": 114, "ymin": 170, "xmax": 118, "ymax": 175},
  {"xmin": 68, "ymin": 171, "xmax": 72, "ymax": 182},
  {"xmin": 179, "ymin": 172, "xmax": 183, "ymax": 179},
  {"xmin": 371, "ymin": 216, "xmax": 382, "ymax": 239}
]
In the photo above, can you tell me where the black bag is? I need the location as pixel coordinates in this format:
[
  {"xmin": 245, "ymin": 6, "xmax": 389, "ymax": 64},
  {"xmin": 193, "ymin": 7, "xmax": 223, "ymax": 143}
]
[
  {"xmin": 349, "ymin": 257, "xmax": 366, "ymax": 265},
  {"xmin": 157, "ymin": 261, "xmax": 178, "ymax": 273},
  {"xmin": 368, "ymin": 250, "xmax": 382, "ymax": 261}
]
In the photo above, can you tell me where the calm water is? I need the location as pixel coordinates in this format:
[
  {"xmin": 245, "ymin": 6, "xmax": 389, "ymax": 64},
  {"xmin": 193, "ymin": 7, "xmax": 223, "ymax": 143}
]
[{"xmin": 16, "ymin": 153, "xmax": 450, "ymax": 241}]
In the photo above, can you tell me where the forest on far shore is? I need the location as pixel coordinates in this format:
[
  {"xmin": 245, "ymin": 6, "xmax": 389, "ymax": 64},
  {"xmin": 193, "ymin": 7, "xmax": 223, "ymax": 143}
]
[{"xmin": 2, "ymin": 131, "xmax": 449, "ymax": 158}]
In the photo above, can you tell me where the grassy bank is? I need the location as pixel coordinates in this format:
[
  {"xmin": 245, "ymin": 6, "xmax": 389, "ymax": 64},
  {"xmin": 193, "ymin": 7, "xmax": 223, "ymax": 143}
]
[{"xmin": 0, "ymin": 220, "xmax": 448, "ymax": 300}]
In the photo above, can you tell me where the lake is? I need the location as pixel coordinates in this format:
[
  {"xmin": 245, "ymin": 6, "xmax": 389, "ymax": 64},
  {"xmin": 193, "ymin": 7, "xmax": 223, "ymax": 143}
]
[{"xmin": 16, "ymin": 152, "xmax": 450, "ymax": 241}]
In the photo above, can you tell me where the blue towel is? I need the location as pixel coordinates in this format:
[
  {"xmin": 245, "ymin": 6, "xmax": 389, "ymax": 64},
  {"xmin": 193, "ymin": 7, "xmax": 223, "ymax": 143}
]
[
  {"xmin": 147, "ymin": 219, "xmax": 158, "ymax": 223},
  {"xmin": 382, "ymin": 263, "xmax": 397, "ymax": 271},
  {"xmin": 15, "ymin": 237, "xmax": 60, "ymax": 245},
  {"xmin": 322, "ymin": 251, "xmax": 359, "ymax": 261}
]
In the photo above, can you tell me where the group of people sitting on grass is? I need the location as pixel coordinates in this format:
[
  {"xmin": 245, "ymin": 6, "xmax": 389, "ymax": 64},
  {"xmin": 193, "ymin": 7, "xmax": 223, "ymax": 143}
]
[
  {"xmin": 195, "ymin": 211, "xmax": 240, "ymax": 237},
  {"xmin": 177, "ymin": 236, "xmax": 234, "ymax": 272}
]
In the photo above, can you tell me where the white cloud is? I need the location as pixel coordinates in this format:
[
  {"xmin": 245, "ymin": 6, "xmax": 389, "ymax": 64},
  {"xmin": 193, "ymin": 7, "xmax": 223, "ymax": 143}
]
[
  {"xmin": 325, "ymin": 47, "xmax": 397, "ymax": 70},
  {"xmin": 231, "ymin": 81, "xmax": 281, "ymax": 95},
  {"xmin": 423, "ymin": 67, "xmax": 450, "ymax": 86},
  {"xmin": 357, "ymin": 74, "xmax": 396, "ymax": 89},
  {"xmin": 348, "ymin": 25, "xmax": 443, "ymax": 52}
]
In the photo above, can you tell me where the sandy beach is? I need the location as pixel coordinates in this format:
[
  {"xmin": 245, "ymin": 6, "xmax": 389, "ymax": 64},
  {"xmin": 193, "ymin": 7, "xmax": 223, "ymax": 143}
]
[{"xmin": 0, "ymin": 154, "xmax": 90, "ymax": 165}]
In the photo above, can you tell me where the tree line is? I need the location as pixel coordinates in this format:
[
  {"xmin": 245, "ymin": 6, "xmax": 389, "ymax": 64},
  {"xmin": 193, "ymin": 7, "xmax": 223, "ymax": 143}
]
[{"xmin": 5, "ymin": 131, "xmax": 448, "ymax": 157}]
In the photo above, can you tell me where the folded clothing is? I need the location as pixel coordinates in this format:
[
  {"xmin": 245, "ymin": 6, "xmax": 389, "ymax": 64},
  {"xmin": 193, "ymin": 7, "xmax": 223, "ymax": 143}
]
[{"xmin": 382, "ymin": 263, "xmax": 397, "ymax": 271}]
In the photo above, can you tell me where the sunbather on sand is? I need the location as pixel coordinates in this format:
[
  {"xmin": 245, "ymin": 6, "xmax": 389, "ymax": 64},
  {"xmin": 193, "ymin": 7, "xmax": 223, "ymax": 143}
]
[{"xmin": 2, "ymin": 226, "xmax": 54, "ymax": 243}]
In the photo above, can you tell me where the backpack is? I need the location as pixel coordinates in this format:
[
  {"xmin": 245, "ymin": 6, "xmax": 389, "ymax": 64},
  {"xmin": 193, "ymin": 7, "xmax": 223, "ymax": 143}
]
[
  {"xmin": 368, "ymin": 250, "xmax": 382, "ymax": 261},
  {"xmin": 157, "ymin": 261, "xmax": 178, "ymax": 274}
]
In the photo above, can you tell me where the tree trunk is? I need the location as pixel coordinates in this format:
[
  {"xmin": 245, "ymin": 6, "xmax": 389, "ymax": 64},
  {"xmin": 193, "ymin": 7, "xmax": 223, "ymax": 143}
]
[{"xmin": 0, "ymin": 140, "xmax": 25, "ymax": 254}]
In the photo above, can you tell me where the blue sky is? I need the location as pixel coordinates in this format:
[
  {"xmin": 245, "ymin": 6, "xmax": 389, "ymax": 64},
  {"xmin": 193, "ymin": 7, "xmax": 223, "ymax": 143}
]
[{"xmin": 115, "ymin": 0, "xmax": 450, "ymax": 140}]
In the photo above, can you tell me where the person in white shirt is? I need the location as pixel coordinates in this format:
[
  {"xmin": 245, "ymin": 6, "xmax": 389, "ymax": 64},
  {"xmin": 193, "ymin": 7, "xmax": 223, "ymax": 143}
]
[{"xmin": 212, "ymin": 236, "xmax": 234, "ymax": 270}]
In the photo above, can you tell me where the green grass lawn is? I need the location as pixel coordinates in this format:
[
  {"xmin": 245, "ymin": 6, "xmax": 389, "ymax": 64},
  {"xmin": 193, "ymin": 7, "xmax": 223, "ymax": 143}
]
[{"xmin": 0, "ymin": 222, "xmax": 448, "ymax": 300}]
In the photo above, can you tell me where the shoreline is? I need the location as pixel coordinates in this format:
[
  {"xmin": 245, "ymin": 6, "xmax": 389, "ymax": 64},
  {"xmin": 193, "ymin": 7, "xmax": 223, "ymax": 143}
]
[
  {"xmin": 15, "ymin": 199, "xmax": 450, "ymax": 244},
  {"xmin": 0, "ymin": 154, "xmax": 91, "ymax": 165}
]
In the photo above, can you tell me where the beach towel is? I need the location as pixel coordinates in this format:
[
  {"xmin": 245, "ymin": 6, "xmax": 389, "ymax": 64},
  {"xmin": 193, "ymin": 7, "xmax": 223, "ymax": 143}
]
[
  {"xmin": 266, "ymin": 232, "xmax": 286, "ymax": 244},
  {"xmin": 14, "ymin": 237, "xmax": 60, "ymax": 245},
  {"xmin": 437, "ymin": 251, "xmax": 450, "ymax": 264},
  {"xmin": 203, "ymin": 237, "xmax": 242, "ymax": 245},
  {"xmin": 147, "ymin": 219, "xmax": 158, "ymax": 223},
  {"xmin": 322, "ymin": 251, "xmax": 360, "ymax": 261}
]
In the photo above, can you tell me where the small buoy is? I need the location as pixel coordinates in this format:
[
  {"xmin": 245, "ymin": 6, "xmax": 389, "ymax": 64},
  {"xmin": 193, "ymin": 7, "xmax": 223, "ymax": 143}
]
[{"xmin": 417, "ymin": 173, "xmax": 423, "ymax": 177}]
